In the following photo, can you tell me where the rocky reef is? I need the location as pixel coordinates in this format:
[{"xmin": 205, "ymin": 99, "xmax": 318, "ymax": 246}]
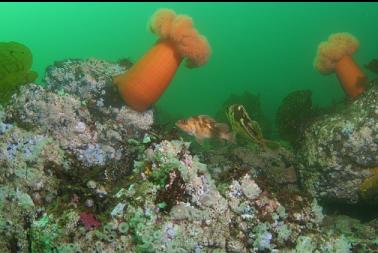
[
  {"xmin": 0, "ymin": 58, "xmax": 377, "ymax": 252},
  {"xmin": 298, "ymin": 80, "xmax": 378, "ymax": 206},
  {"xmin": 299, "ymin": 81, "xmax": 378, "ymax": 208}
]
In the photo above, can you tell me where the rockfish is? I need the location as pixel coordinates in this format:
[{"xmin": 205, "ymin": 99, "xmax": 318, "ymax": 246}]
[{"xmin": 175, "ymin": 115, "xmax": 235, "ymax": 144}]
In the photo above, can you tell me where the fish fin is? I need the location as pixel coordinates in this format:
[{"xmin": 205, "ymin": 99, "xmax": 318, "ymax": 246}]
[
  {"xmin": 195, "ymin": 136, "xmax": 205, "ymax": 145},
  {"xmin": 215, "ymin": 123, "xmax": 237, "ymax": 143},
  {"xmin": 189, "ymin": 129, "xmax": 196, "ymax": 136},
  {"xmin": 198, "ymin": 115, "xmax": 216, "ymax": 123},
  {"xmin": 217, "ymin": 128, "xmax": 236, "ymax": 144},
  {"xmin": 215, "ymin": 123, "xmax": 230, "ymax": 132},
  {"xmin": 227, "ymin": 132, "xmax": 236, "ymax": 144},
  {"xmin": 198, "ymin": 115, "xmax": 213, "ymax": 118},
  {"xmin": 262, "ymin": 139, "xmax": 281, "ymax": 150}
]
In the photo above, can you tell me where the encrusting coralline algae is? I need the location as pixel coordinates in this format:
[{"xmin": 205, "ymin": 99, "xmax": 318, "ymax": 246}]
[{"xmin": 0, "ymin": 58, "xmax": 377, "ymax": 252}]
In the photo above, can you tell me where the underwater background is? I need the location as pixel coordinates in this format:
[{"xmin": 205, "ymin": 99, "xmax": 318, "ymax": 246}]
[
  {"xmin": 1, "ymin": 2, "xmax": 378, "ymax": 253},
  {"xmin": 2, "ymin": 2, "xmax": 378, "ymax": 125}
]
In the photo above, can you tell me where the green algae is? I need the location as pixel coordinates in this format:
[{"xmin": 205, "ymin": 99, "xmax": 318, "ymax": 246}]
[{"xmin": 0, "ymin": 41, "xmax": 37, "ymax": 105}]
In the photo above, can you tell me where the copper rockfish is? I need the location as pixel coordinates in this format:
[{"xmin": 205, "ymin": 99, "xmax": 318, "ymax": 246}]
[{"xmin": 175, "ymin": 115, "xmax": 235, "ymax": 144}]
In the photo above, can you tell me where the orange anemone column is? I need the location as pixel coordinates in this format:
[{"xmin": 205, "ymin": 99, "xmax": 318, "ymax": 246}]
[
  {"xmin": 114, "ymin": 41, "xmax": 182, "ymax": 112},
  {"xmin": 335, "ymin": 55, "xmax": 366, "ymax": 98},
  {"xmin": 113, "ymin": 8, "xmax": 211, "ymax": 112},
  {"xmin": 314, "ymin": 32, "xmax": 366, "ymax": 99}
]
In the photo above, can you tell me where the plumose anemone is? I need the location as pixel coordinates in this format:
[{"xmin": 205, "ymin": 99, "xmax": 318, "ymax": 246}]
[
  {"xmin": 314, "ymin": 32, "xmax": 367, "ymax": 98},
  {"xmin": 113, "ymin": 8, "xmax": 211, "ymax": 112}
]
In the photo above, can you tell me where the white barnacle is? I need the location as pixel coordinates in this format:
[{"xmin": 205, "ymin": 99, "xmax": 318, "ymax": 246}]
[{"xmin": 74, "ymin": 121, "xmax": 86, "ymax": 133}]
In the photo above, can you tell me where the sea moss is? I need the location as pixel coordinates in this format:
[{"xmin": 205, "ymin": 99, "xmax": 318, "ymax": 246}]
[
  {"xmin": 0, "ymin": 41, "xmax": 37, "ymax": 105},
  {"xmin": 359, "ymin": 168, "xmax": 378, "ymax": 203},
  {"xmin": 276, "ymin": 90, "xmax": 315, "ymax": 147}
]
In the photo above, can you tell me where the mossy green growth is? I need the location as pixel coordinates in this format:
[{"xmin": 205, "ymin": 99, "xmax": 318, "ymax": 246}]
[
  {"xmin": 0, "ymin": 41, "xmax": 38, "ymax": 105},
  {"xmin": 359, "ymin": 168, "xmax": 378, "ymax": 203},
  {"xmin": 134, "ymin": 158, "xmax": 179, "ymax": 188},
  {"xmin": 29, "ymin": 214, "xmax": 60, "ymax": 253},
  {"xmin": 127, "ymin": 207, "xmax": 156, "ymax": 253},
  {"xmin": 118, "ymin": 222, "xmax": 129, "ymax": 234},
  {"xmin": 55, "ymin": 243, "xmax": 82, "ymax": 253},
  {"xmin": 150, "ymin": 163, "xmax": 175, "ymax": 187},
  {"xmin": 275, "ymin": 90, "xmax": 314, "ymax": 147}
]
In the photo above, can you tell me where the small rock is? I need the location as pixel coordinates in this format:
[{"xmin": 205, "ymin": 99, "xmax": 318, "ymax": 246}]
[
  {"xmin": 85, "ymin": 198, "xmax": 94, "ymax": 208},
  {"xmin": 86, "ymin": 180, "xmax": 97, "ymax": 189}
]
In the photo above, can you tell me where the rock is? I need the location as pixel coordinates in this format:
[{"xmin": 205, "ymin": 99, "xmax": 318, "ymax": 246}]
[
  {"xmin": 1, "ymin": 56, "xmax": 375, "ymax": 252},
  {"xmin": 6, "ymin": 82, "xmax": 153, "ymax": 175},
  {"xmin": 45, "ymin": 57, "xmax": 125, "ymax": 106},
  {"xmin": 204, "ymin": 144, "xmax": 298, "ymax": 190},
  {"xmin": 298, "ymin": 83, "xmax": 378, "ymax": 204},
  {"xmin": 122, "ymin": 139, "xmax": 322, "ymax": 252}
]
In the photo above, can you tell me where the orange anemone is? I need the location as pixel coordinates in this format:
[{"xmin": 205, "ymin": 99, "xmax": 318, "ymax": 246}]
[
  {"xmin": 114, "ymin": 9, "xmax": 211, "ymax": 112},
  {"xmin": 314, "ymin": 32, "xmax": 367, "ymax": 98}
]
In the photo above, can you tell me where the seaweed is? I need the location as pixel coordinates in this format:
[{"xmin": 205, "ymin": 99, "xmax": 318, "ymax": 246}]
[
  {"xmin": 0, "ymin": 42, "xmax": 37, "ymax": 105},
  {"xmin": 275, "ymin": 90, "xmax": 315, "ymax": 148}
]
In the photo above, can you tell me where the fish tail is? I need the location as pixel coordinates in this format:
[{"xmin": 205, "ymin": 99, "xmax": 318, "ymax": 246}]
[
  {"xmin": 262, "ymin": 139, "xmax": 281, "ymax": 150},
  {"xmin": 227, "ymin": 132, "xmax": 237, "ymax": 143},
  {"xmin": 215, "ymin": 123, "xmax": 236, "ymax": 143},
  {"xmin": 214, "ymin": 122, "xmax": 230, "ymax": 132}
]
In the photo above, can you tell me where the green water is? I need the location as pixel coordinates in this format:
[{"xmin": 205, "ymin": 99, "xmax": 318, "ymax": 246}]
[{"xmin": 1, "ymin": 2, "xmax": 378, "ymax": 125}]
